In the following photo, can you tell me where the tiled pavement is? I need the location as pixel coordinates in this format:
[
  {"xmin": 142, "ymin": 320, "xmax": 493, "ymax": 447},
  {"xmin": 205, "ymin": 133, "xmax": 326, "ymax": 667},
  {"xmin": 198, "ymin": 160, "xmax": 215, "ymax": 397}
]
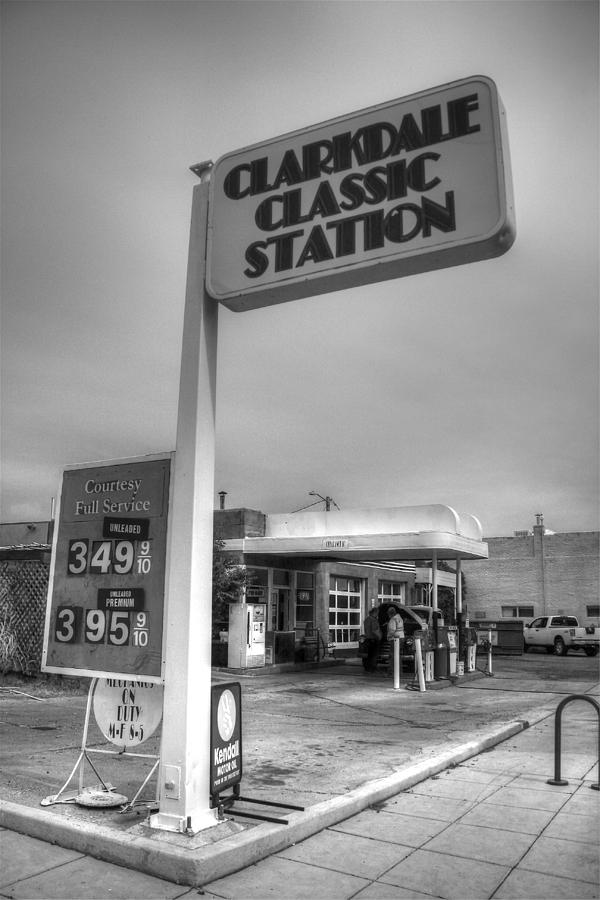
[
  {"xmin": 201, "ymin": 754, "xmax": 599, "ymax": 899},
  {"xmin": 1, "ymin": 710, "xmax": 598, "ymax": 899}
]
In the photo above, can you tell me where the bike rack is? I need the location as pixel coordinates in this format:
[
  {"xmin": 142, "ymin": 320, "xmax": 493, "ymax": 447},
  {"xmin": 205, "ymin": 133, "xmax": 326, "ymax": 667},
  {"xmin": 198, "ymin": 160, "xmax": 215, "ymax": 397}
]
[
  {"xmin": 301, "ymin": 625, "xmax": 327, "ymax": 662},
  {"xmin": 546, "ymin": 693, "xmax": 600, "ymax": 791}
]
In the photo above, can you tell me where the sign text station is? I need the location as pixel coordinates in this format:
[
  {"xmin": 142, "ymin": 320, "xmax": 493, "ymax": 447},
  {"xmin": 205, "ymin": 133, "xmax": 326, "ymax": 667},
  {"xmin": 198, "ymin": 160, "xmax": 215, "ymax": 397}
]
[{"xmin": 207, "ymin": 76, "xmax": 515, "ymax": 311}]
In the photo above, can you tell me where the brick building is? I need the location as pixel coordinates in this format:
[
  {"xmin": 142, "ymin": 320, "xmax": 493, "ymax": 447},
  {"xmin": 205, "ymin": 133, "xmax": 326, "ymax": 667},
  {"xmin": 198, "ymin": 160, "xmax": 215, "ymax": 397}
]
[{"xmin": 461, "ymin": 515, "xmax": 599, "ymax": 625}]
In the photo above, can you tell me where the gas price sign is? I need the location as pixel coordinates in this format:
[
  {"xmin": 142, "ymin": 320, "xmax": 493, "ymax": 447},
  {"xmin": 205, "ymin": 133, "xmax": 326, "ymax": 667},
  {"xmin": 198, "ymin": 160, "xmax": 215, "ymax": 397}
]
[{"xmin": 42, "ymin": 455, "xmax": 172, "ymax": 682}]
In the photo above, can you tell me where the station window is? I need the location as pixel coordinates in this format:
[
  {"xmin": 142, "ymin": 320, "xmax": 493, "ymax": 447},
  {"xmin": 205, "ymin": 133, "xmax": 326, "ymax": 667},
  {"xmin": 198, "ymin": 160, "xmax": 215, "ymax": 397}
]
[
  {"xmin": 586, "ymin": 605, "xmax": 600, "ymax": 618},
  {"xmin": 378, "ymin": 581, "xmax": 405, "ymax": 605},
  {"xmin": 329, "ymin": 576, "xmax": 362, "ymax": 647},
  {"xmin": 501, "ymin": 605, "xmax": 535, "ymax": 618},
  {"xmin": 273, "ymin": 569, "xmax": 290, "ymax": 586},
  {"xmin": 296, "ymin": 572, "xmax": 314, "ymax": 626},
  {"xmin": 246, "ymin": 566, "xmax": 268, "ymax": 602}
]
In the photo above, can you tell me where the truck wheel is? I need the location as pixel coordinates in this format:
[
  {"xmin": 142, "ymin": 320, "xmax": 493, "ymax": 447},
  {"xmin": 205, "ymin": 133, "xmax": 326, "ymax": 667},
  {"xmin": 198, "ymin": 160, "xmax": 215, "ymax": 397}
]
[
  {"xmin": 523, "ymin": 642, "xmax": 530, "ymax": 653},
  {"xmin": 584, "ymin": 646, "xmax": 599, "ymax": 657},
  {"xmin": 553, "ymin": 637, "xmax": 568, "ymax": 656}
]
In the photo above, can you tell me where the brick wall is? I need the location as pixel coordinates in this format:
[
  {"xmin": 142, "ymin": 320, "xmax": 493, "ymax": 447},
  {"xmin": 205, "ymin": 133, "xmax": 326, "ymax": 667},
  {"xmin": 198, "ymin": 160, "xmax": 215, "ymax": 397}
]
[
  {"xmin": 462, "ymin": 528, "xmax": 599, "ymax": 623},
  {"xmin": 213, "ymin": 508, "xmax": 266, "ymax": 540}
]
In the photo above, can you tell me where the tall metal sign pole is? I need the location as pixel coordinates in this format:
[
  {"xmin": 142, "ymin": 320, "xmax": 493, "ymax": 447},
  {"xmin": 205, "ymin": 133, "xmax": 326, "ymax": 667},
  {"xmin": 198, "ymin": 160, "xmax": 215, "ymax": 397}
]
[
  {"xmin": 147, "ymin": 76, "xmax": 514, "ymax": 834},
  {"xmin": 149, "ymin": 172, "xmax": 218, "ymax": 832}
]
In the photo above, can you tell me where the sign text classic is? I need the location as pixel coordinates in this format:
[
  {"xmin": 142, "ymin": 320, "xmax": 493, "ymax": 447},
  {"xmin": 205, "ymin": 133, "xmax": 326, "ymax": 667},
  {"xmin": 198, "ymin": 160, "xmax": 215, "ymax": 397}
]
[{"xmin": 207, "ymin": 76, "xmax": 515, "ymax": 312}]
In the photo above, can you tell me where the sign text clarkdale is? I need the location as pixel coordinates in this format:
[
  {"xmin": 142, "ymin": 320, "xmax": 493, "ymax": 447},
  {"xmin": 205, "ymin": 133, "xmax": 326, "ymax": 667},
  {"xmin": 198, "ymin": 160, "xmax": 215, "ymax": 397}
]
[
  {"xmin": 207, "ymin": 77, "xmax": 515, "ymax": 311},
  {"xmin": 226, "ymin": 94, "xmax": 476, "ymax": 277}
]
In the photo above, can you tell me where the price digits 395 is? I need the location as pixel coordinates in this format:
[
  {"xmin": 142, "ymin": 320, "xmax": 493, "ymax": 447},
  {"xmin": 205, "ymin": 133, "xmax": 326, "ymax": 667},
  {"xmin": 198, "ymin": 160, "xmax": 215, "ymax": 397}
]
[{"xmin": 54, "ymin": 607, "xmax": 150, "ymax": 646}]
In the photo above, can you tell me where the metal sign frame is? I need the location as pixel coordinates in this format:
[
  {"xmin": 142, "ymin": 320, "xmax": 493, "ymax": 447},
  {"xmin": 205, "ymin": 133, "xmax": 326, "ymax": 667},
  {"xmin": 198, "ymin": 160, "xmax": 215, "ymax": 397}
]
[{"xmin": 41, "ymin": 677, "xmax": 161, "ymax": 813}]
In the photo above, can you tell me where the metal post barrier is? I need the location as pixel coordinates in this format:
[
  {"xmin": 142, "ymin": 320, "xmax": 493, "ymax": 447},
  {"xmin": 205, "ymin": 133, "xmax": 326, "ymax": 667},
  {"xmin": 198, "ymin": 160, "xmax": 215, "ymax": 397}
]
[
  {"xmin": 393, "ymin": 638, "xmax": 401, "ymax": 690},
  {"xmin": 414, "ymin": 637, "xmax": 426, "ymax": 693},
  {"xmin": 547, "ymin": 694, "xmax": 600, "ymax": 790},
  {"xmin": 467, "ymin": 642, "xmax": 477, "ymax": 672},
  {"xmin": 487, "ymin": 630, "xmax": 493, "ymax": 675}
]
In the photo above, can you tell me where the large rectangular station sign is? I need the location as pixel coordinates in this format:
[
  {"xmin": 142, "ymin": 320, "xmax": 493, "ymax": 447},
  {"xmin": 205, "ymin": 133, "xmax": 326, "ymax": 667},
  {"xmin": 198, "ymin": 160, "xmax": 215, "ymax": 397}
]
[
  {"xmin": 42, "ymin": 454, "xmax": 172, "ymax": 682},
  {"xmin": 207, "ymin": 76, "xmax": 515, "ymax": 312}
]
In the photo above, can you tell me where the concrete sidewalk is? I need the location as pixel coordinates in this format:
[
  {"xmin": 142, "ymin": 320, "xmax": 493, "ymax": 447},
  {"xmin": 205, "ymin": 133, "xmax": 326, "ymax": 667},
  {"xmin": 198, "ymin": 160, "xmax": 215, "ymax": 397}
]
[
  {"xmin": 0, "ymin": 657, "xmax": 598, "ymax": 898},
  {"xmin": 202, "ymin": 709, "xmax": 600, "ymax": 900}
]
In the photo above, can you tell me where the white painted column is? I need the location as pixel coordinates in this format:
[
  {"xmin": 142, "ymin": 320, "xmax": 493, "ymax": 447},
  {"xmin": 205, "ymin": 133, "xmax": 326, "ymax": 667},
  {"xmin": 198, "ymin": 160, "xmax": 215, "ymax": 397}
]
[
  {"xmin": 149, "ymin": 180, "xmax": 219, "ymax": 833},
  {"xmin": 431, "ymin": 550, "xmax": 438, "ymax": 611},
  {"xmin": 456, "ymin": 557, "xmax": 462, "ymax": 615},
  {"xmin": 393, "ymin": 638, "xmax": 401, "ymax": 690},
  {"xmin": 455, "ymin": 556, "xmax": 463, "ymax": 667}
]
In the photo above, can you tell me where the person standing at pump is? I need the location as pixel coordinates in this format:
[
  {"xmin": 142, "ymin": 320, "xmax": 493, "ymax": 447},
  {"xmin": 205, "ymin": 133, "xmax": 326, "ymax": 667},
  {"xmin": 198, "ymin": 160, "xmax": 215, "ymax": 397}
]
[
  {"xmin": 386, "ymin": 606, "xmax": 405, "ymax": 675},
  {"xmin": 362, "ymin": 606, "xmax": 382, "ymax": 672}
]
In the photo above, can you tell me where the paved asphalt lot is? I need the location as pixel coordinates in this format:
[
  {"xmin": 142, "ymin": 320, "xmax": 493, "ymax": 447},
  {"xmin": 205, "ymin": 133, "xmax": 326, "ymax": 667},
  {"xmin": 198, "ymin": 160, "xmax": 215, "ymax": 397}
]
[
  {"xmin": 1, "ymin": 652, "xmax": 598, "ymax": 814},
  {"xmin": 0, "ymin": 652, "xmax": 598, "ymax": 898},
  {"xmin": 0, "ymin": 652, "xmax": 598, "ymax": 812}
]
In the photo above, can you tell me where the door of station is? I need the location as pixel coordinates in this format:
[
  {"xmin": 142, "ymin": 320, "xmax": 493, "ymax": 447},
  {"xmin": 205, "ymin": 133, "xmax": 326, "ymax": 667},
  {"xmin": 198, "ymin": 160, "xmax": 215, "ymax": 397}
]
[{"xmin": 271, "ymin": 587, "xmax": 292, "ymax": 631}]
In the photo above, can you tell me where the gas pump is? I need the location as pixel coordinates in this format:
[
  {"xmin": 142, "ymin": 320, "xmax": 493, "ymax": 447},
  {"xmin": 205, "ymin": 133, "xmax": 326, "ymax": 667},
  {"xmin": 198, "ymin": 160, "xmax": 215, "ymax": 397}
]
[
  {"xmin": 447, "ymin": 626, "xmax": 458, "ymax": 675},
  {"xmin": 434, "ymin": 625, "xmax": 458, "ymax": 679},
  {"xmin": 419, "ymin": 628, "xmax": 435, "ymax": 682},
  {"xmin": 228, "ymin": 602, "xmax": 266, "ymax": 669}
]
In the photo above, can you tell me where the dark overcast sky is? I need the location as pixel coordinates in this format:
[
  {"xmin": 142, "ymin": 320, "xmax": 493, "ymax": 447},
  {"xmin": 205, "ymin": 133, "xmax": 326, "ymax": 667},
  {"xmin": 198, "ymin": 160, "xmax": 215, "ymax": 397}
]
[{"xmin": 1, "ymin": 0, "xmax": 598, "ymax": 537}]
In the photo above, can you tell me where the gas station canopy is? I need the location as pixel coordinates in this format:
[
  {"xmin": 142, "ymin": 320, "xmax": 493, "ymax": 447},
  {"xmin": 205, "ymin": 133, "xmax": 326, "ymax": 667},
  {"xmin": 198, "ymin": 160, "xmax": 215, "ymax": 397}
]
[{"xmin": 222, "ymin": 504, "xmax": 488, "ymax": 561}]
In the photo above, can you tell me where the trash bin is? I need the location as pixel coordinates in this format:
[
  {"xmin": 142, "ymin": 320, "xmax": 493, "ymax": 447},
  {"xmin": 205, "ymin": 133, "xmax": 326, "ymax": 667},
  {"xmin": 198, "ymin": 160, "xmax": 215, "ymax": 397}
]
[
  {"xmin": 266, "ymin": 630, "xmax": 295, "ymax": 664},
  {"xmin": 433, "ymin": 644, "xmax": 448, "ymax": 678}
]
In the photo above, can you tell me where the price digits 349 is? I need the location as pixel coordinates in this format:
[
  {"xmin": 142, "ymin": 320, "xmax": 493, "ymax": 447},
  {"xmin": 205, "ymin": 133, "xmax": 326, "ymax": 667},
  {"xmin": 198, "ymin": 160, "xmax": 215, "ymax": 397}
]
[{"xmin": 67, "ymin": 539, "xmax": 152, "ymax": 575}]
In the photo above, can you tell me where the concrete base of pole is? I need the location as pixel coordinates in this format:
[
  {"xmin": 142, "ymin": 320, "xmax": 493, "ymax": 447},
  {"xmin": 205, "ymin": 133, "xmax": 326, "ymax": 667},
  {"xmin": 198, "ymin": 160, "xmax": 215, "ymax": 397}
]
[{"xmin": 148, "ymin": 807, "xmax": 219, "ymax": 834}]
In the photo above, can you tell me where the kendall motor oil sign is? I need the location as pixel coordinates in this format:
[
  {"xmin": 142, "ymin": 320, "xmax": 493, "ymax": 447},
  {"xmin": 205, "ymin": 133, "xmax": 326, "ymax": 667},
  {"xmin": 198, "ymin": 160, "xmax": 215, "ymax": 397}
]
[
  {"xmin": 211, "ymin": 682, "xmax": 242, "ymax": 798},
  {"xmin": 207, "ymin": 76, "xmax": 515, "ymax": 312}
]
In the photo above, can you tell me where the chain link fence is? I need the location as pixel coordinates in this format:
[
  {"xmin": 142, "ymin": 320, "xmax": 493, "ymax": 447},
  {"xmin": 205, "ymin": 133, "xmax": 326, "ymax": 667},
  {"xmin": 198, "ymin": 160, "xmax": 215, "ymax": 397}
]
[{"xmin": 0, "ymin": 559, "xmax": 49, "ymax": 675}]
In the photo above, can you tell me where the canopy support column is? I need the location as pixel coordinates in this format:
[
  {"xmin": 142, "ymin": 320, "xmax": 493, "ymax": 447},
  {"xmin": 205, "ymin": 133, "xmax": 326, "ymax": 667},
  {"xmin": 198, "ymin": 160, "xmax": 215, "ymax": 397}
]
[{"xmin": 431, "ymin": 550, "xmax": 438, "ymax": 611}]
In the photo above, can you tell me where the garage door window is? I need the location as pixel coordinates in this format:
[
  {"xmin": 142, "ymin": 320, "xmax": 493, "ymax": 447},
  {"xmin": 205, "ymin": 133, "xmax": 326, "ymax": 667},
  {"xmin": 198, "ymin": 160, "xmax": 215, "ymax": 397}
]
[{"xmin": 329, "ymin": 576, "xmax": 362, "ymax": 647}]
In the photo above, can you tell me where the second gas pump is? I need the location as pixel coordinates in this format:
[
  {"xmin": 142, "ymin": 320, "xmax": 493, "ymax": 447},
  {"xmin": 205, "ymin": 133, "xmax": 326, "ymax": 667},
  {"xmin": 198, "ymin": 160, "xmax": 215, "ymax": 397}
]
[{"xmin": 228, "ymin": 602, "xmax": 266, "ymax": 669}]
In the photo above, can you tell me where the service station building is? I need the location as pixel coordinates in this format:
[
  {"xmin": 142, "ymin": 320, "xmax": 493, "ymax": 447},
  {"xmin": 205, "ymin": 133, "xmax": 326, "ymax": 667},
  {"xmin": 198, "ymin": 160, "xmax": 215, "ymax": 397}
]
[{"xmin": 214, "ymin": 503, "xmax": 488, "ymax": 667}]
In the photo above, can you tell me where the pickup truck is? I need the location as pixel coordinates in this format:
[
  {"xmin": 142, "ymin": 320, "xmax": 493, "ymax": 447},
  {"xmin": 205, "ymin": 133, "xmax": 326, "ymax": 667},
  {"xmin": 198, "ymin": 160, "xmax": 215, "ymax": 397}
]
[{"xmin": 523, "ymin": 615, "xmax": 599, "ymax": 657}]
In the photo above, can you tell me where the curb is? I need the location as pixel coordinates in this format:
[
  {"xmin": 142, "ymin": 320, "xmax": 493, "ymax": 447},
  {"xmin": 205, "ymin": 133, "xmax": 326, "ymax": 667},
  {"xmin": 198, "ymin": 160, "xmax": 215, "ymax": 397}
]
[{"xmin": 0, "ymin": 718, "xmax": 529, "ymax": 888}]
